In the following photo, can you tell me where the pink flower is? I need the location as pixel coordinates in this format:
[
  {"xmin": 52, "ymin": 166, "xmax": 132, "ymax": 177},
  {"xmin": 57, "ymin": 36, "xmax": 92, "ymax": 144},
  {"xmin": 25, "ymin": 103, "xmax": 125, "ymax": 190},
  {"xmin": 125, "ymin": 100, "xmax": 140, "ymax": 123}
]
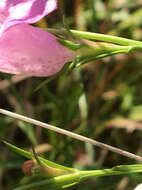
[{"xmin": 0, "ymin": 0, "xmax": 76, "ymax": 76}]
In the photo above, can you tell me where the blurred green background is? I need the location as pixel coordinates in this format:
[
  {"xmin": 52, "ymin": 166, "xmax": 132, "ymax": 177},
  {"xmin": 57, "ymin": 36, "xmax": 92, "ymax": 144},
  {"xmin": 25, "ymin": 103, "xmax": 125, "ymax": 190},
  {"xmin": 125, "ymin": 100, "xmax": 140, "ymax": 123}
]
[{"xmin": 1, "ymin": 0, "xmax": 142, "ymax": 189}]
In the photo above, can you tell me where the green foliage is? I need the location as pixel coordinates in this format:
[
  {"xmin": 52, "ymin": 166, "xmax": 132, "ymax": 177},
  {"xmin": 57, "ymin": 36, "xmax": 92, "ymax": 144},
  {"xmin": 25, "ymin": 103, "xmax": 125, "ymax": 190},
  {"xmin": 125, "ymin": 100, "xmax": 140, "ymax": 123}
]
[
  {"xmin": 4, "ymin": 141, "xmax": 142, "ymax": 190},
  {"xmin": 1, "ymin": 0, "xmax": 142, "ymax": 190}
]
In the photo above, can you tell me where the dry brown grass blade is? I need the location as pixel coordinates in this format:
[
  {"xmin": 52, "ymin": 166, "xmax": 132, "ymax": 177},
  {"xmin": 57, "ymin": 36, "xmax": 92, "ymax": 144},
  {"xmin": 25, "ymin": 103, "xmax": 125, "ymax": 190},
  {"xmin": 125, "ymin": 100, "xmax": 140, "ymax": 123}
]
[{"xmin": 0, "ymin": 108, "xmax": 142, "ymax": 162}]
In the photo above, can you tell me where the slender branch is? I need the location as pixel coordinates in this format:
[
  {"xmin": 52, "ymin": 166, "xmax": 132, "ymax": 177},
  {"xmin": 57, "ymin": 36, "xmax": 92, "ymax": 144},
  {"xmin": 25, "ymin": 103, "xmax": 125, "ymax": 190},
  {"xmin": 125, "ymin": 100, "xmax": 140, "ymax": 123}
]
[{"xmin": 0, "ymin": 109, "xmax": 142, "ymax": 162}]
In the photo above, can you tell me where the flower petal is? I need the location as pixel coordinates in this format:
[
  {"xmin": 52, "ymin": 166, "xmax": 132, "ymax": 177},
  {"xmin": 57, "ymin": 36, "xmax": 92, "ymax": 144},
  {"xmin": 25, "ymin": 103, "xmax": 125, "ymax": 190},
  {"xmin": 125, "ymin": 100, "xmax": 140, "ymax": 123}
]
[
  {"xmin": 0, "ymin": 0, "xmax": 57, "ymax": 35},
  {"xmin": 0, "ymin": 24, "xmax": 76, "ymax": 76}
]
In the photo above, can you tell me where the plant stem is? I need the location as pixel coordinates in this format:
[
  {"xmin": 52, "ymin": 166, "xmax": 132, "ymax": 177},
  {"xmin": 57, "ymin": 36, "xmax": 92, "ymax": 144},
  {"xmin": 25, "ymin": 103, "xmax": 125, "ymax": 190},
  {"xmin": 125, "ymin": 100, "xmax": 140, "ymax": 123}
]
[
  {"xmin": 71, "ymin": 30, "xmax": 142, "ymax": 46},
  {"xmin": 14, "ymin": 173, "xmax": 80, "ymax": 190},
  {"xmin": 14, "ymin": 164, "xmax": 142, "ymax": 190},
  {"xmin": 47, "ymin": 28, "xmax": 142, "ymax": 46},
  {"xmin": 79, "ymin": 164, "xmax": 142, "ymax": 180}
]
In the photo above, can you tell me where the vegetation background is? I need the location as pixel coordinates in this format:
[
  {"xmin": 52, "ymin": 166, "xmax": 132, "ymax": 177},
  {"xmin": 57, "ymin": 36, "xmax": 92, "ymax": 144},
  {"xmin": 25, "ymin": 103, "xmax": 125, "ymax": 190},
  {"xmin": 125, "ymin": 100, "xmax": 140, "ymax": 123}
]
[{"xmin": 1, "ymin": 0, "xmax": 142, "ymax": 189}]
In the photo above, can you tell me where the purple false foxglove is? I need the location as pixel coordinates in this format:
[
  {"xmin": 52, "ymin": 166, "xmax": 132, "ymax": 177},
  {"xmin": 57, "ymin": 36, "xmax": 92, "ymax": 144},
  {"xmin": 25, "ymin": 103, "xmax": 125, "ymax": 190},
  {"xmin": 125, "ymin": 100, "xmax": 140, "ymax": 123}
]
[{"xmin": 0, "ymin": 0, "xmax": 76, "ymax": 76}]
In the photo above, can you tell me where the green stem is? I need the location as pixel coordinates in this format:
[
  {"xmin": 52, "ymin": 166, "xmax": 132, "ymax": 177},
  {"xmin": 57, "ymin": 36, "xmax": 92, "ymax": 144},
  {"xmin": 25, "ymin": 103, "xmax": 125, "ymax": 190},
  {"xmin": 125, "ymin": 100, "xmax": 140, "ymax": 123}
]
[
  {"xmin": 70, "ymin": 30, "xmax": 142, "ymax": 46},
  {"xmin": 73, "ymin": 49, "xmax": 129, "ymax": 67},
  {"xmin": 14, "ymin": 173, "xmax": 80, "ymax": 190},
  {"xmin": 80, "ymin": 164, "xmax": 142, "ymax": 181},
  {"xmin": 47, "ymin": 28, "xmax": 142, "ymax": 46},
  {"xmin": 14, "ymin": 164, "xmax": 142, "ymax": 190}
]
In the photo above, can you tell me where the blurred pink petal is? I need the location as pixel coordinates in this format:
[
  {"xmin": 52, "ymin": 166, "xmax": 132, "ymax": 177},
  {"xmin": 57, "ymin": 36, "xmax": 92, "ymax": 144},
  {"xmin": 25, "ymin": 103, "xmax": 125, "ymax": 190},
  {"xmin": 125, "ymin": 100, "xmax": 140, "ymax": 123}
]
[
  {"xmin": 0, "ymin": 0, "xmax": 57, "ymax": 35},
  {"xmin": 0, "ymin": 0, "xmax": 76, "ymax": 76},
  {"xmin": 0, "ymin": 23, "xmax": 75, "ymax": 76}
]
